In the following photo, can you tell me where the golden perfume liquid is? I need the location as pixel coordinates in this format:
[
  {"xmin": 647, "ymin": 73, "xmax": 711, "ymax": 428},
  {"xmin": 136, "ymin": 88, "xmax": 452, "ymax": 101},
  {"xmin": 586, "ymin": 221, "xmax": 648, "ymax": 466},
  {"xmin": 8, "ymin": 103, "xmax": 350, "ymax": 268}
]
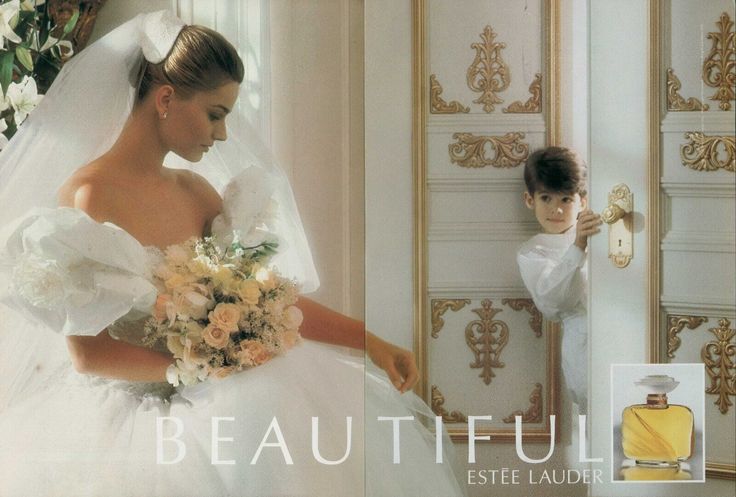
[
  {"xmin": 620, "ymin": 376, "xmax": 694, "ymax": 467},
  {"xmin": 619, "ymin": 465, "xmax": 692, "ymax": 481}
]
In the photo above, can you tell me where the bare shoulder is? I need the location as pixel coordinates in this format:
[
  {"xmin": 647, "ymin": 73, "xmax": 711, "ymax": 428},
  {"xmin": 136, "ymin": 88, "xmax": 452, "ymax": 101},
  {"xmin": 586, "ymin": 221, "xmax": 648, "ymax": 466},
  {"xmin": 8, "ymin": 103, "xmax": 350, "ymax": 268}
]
[
  {"xmin": 57, "ymin": 161, "xmax": 117, "ymax": 221},
  {"xmin": 174, "ymin": 169, "xmax": 223, "ymax": 218}
]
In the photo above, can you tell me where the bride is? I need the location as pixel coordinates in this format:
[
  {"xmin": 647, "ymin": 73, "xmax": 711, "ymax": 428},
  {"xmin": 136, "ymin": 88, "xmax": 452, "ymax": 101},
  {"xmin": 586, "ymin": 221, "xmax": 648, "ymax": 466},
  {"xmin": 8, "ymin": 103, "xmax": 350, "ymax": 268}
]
[{"xmin": 0, "ymin": 10, "xmax": 465, "ymax": 497}]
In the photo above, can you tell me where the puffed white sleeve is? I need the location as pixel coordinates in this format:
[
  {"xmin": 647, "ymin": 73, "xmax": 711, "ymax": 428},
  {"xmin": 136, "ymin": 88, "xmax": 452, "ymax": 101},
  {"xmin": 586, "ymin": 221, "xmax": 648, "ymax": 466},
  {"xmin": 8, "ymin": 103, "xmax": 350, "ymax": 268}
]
[
  {"xmin": 516, "ymin": 242, "xmax": 586, "ymax": 320},
  {"xmin": 0, "ymin": 208, "xmax": 158, "ymax": 336}
]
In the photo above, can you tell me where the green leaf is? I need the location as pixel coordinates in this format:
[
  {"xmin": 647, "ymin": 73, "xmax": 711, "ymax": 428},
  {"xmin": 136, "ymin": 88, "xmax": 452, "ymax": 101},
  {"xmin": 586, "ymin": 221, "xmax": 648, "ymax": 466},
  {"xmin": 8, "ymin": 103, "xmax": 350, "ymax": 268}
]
[
  {"xmin": 62, "ymin": 9, "xmax": 80, "ymax": 36},
  {"xmin": 15, "ymin": 46, "xmax": 33, "ymax": 71},
  {"xmin": 0, "ymin": 52, "xmax": 15, "ymax": 95}
]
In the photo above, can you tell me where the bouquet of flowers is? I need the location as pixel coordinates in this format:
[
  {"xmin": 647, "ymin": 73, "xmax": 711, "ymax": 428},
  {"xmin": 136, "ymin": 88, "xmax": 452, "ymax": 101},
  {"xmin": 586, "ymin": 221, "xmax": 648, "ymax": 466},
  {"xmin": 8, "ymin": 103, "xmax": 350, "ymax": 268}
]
[{"xmin": 143, "ymin": 233, "xmax": 303, "ymax": 386}]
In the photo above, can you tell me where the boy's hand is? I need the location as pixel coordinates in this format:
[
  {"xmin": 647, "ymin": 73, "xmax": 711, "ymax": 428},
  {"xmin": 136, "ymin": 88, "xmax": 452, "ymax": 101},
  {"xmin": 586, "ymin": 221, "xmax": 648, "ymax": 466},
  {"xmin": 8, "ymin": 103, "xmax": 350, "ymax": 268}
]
[{"xmin": 575, "ymin": 209, "xmax": 602, "ymax": 250}]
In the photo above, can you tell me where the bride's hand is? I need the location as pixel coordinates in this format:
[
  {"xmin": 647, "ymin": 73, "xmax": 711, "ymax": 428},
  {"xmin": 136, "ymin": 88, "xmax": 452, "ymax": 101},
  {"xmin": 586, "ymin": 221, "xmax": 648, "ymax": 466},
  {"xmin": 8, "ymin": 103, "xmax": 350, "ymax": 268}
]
[{"xmin": 366, "ymin": 332, "xmax": 419, "ymax": 393}]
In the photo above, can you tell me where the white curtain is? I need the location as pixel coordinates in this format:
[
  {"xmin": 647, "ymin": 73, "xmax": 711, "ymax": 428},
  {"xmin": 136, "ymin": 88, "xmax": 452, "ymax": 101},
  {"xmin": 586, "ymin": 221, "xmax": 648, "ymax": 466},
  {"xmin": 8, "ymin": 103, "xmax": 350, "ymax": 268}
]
[{"xmin": 172, "ymin": 0, "xmax": 271, "ymax": 145}]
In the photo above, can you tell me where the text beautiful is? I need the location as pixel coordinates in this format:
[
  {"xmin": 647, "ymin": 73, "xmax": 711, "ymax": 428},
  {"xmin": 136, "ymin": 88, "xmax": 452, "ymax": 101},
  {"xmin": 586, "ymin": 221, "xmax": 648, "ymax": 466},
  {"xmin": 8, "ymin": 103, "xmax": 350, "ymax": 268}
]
[{"xmin": 156, "ymin": 414, "xmax": 602, "ymax": 465}]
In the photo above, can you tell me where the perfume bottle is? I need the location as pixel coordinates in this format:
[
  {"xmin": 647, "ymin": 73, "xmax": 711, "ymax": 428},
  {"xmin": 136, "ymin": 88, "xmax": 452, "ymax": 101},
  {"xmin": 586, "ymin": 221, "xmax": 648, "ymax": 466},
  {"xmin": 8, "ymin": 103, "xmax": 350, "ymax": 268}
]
[{"xmin": 620, "ymin": 375, "xmax": 694, "ymax": 467}]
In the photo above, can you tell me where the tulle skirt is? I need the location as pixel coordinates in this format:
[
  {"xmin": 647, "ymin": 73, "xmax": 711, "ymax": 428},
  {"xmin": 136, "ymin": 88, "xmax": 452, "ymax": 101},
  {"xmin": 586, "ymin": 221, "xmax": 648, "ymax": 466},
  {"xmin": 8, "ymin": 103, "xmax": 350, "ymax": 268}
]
[{"xmin": 0, "ymin": 338, "xmax": 465, "ymax": 497}]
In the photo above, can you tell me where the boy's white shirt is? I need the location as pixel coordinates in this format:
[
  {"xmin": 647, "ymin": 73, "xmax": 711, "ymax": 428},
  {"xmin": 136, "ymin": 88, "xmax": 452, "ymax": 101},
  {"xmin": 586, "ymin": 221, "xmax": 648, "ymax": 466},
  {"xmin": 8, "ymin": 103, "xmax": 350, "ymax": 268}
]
[
  {"xmin": 516, "ymin": 228, "xmax": 587, "ymax": 320},
  {"xmin": 517, "ymin": 228, "xmax": 588, "ymax": 409}
]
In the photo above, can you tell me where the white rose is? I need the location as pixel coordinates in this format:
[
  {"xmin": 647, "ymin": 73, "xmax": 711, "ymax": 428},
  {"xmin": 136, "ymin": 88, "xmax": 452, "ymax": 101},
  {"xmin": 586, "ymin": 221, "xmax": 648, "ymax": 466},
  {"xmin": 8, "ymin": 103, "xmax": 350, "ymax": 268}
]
[
  {"xmin": 255, "ymin": 268, "xmax": 277, "ymax": 293},
  {"xmin": 165, "ymin": 244, "xmax": 191, "ymax": 265},
  {"xmin": 166, "ymin": 359, "xmax": 205, "ymax": 386},
  {"xmin": 184, "ymin": 321, "xmax": 205, "ymax": 344},
  {"xmin": 167, "ymin": 334, "xmax": 186, "ymax": 359},
  {"xmin": 172, "ymin": 284, "xmax": 213, "ymax": 320},
  {"xmin": 12, "ymin": 254, "xmax": 72, "ymax": 309},
  {"xmin": 153, "ymin": 262, "xmax": 175, "ymax": 281},
  {"xmin": 164, "ymin": 273, "xmax": 194, "ymax": 291},
  {"xmin": 279, "ymin": 329, "xmax": 301, "ymax": 350},
  {"xmin": 165, "ymin": 364, "xmax": 181, "ymax": 387},
  {"xmin": 183, "ymin": 338, "xmax": 210, "ymax": 365},
  {"xmin": 186, "ymin": 255, "xmax": 213, "ymax": 279},
  {"xmin": 283, "ymin": 305, "xmax": 304, "ymax": 331}
]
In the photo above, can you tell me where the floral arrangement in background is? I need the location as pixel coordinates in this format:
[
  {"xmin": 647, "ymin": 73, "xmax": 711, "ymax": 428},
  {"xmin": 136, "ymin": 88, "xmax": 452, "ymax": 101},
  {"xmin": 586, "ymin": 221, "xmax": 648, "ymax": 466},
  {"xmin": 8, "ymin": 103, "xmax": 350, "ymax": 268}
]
[
  {"xmin": 143, "ymin": 232, "xmax": 304, "ymax": 387},
  {"xmin": 0, "ymin": 0, "xmax": 78, "ymax": 148}
]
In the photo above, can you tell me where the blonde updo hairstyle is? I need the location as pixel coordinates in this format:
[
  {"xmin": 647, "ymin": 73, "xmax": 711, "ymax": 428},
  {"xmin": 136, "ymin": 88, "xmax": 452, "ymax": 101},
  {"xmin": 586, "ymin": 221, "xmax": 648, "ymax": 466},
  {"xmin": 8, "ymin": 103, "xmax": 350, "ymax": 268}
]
[{"xmin": 135, "ymin": 25, "xmax": 244, "ymax": 103}]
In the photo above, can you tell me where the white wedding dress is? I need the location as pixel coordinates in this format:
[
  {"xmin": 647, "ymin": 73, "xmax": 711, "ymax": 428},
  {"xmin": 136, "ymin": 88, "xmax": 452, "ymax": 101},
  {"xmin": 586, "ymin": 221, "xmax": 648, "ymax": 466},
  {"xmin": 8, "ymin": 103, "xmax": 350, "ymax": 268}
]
[{"xmin": 0, "ymin": 174, "xmax": 466, "ymax": 497}]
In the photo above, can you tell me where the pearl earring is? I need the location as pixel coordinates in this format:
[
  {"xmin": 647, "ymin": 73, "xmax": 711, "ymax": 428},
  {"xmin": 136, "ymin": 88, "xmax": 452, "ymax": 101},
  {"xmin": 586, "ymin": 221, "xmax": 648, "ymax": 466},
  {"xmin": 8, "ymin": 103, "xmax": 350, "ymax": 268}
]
[{"xmin": 161, "ymin": 112, "xmax": 168, "ymax": 119}]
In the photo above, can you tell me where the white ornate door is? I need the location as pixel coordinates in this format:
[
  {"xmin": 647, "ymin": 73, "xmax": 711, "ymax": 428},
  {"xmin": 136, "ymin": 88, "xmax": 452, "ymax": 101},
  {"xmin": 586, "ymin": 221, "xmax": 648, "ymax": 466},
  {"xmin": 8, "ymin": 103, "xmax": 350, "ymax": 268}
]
[{"xmin": 589, "ymin": 0, "xmax": 735, "ymax": 495}]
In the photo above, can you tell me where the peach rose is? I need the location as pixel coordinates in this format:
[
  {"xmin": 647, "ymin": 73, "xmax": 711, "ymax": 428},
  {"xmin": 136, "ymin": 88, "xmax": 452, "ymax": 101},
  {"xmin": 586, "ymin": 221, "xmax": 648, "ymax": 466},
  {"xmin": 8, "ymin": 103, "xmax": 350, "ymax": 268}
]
[
  {"xmin": 208, "ymin": 303, "xmax": 241, "ymax": 333},
  {"xmin": 238, "ymin": 279, "xmax": 261, "ymax": 305},
  {"xmin": 202, "ymin": 324, "xmax": 230, "ymax": 349},
  {"xmin": 211, "ymin": 366, "xmax": 237, "ymax": 380},
  {"xmin": 210, "ymin": 265, "xmax": 235, "ymax": 288},
  {"xmin": 236, "ymin": 340, "xmax": 271, "ymax": 366},
  {"xmin": 153, "ymin": 294, "xmax": 173, "ymax": 322}
]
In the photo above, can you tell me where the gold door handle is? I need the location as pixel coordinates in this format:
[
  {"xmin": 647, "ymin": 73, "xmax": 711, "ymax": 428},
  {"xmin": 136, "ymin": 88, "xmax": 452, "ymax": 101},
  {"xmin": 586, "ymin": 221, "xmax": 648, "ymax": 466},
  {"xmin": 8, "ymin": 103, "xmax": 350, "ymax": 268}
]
[
  {"xmin": 602, "ymin": 203, "xmax": 626, "ymax": 224},
  {"xmin": 604, "ymin": 184, "xmax": 633, "ymax": 268}
]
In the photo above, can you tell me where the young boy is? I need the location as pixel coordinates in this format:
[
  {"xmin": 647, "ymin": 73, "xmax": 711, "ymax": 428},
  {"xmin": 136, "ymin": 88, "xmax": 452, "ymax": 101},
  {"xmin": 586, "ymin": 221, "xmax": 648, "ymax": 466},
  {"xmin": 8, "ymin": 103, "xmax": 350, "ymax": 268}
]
[{"xmin": 517, "ymin": 146, "xmax": 602, "ymax": 413}]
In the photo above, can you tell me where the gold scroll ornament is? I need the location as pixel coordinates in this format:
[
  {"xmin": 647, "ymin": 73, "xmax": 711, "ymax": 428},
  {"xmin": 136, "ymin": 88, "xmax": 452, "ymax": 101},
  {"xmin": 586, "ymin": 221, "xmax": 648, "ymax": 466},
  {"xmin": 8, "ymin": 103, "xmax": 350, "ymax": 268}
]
[
  {"xmin": 503, "ymin": 383, "xmax": 543, "ymax": 423},
  {"xmin": 465, "ymin": 299, "xmax": 509, "ymax": 385},
  {"xmin": 503, "ymin": 73, "xmax": 542, "ymax": 113},
  {"xmin": 702, "ymin": 318, "xmax": 736, "ymax": 414},
  {"xmin": 466, "ymin": 26, "xmax": 510, "ymax": 113},
  {"xmin": 431, "ymin": 385, "xmax": 468, "ymax": 423},
  {"xmin": 429, "ymin": 74, "xmax": 470, "ymax": 114},
  {"xmin": 502, "ymin": 298, "xmax": 543, "ymax": 337},
  {"xmin": 449, "ymin": 132, "xmax": 529, "ymax": 168},
  {"xmin": 430, "ymin": 298, "xmax": 470, "ymax": 338},
  {"xmin": 667, "ymin": 68, "xmax": 709, "ymax": 111},
  {"xmin": 681, "ymin": 132, "xmax": 735, "ymax": 172},
  {"xmin": 667, "ymin": 315, "xmax": 708, "ymax": 358},
  {"xmin": 702, "ymin": 12, "xmax": 735, "ymax": 111}
]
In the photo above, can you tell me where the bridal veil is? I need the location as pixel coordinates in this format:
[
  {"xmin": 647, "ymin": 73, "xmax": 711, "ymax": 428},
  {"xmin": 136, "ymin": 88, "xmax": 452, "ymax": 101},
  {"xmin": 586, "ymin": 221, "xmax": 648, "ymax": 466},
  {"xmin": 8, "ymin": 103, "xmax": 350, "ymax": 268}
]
[{"xmin": 0, "ymin": 10, "xmax": 318, "ymax": 408}]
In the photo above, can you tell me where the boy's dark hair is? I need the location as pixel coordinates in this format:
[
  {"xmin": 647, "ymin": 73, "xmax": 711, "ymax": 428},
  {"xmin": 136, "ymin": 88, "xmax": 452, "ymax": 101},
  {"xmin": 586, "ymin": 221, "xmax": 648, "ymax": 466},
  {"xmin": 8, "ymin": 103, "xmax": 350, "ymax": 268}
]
[{"xmin": 523, "ymin": 146, "xmax": 588, "ymax": 197}]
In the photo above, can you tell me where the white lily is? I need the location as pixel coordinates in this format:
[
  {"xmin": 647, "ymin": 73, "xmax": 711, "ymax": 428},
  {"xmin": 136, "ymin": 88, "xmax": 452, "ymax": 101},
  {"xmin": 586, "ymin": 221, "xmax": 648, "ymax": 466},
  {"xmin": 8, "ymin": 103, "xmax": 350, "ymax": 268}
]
[
  {"xmin": 0, "ymin": 84, "xmax": 9, "ymax": 112},
  {"xmin": 6, "ymin": 75, "xmax": 43, "ymax": 124},
  {"xmin": 0, "ymin": 0, "xmax": 21, "ymax": 47},
  {"xmin": 0, "ymin": 118, "xmax": 9, "ymax": 149},
  {"xmin": 20, "ymin": 0, "xmax": 45, "ymax": 11},
  {"xmin": 31, "ymin": 31, "xmax": 73, "ymax": 56}
]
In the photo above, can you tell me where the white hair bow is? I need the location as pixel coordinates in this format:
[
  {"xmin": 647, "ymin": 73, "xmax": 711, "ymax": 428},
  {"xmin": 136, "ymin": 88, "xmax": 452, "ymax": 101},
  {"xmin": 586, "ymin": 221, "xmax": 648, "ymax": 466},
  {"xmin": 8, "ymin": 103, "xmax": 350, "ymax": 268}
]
[{"xmin": 138, "ymin": 10, "xmax": 186, "ymax": 64}]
